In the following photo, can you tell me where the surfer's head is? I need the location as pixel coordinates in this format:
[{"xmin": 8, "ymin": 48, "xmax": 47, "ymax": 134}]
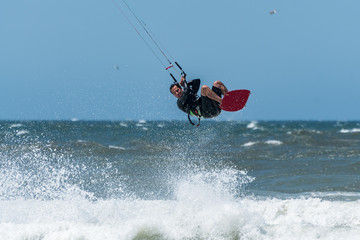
[{"xmin": 170, "ymin": 83, "xmax": 183, "ymax": 99}]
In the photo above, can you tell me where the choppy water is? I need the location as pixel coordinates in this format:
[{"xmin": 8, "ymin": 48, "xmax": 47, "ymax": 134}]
[{"xmin": 0, "ymin": 120, "xmax": 359, "ymax": 239}]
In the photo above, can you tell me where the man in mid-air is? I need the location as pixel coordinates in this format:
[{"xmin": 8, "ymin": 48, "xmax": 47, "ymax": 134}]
[{"xmin": 170, "ymin": 76, "xmax": 228, "ymax": 121}]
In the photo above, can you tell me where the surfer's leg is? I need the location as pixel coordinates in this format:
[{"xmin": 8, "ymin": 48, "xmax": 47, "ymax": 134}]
[
  {"xmin": 201, "ymin": 85, "xmax": 222, "ymax": 104},
  {"xmin": 213, "ymin": 81, "xmax": 228, "ymax": 95},
  {"xmin": 200, "ymin": 85, "xmax": 222, "ymax": 118}
]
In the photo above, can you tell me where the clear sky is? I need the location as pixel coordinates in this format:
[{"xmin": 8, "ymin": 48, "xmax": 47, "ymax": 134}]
[{"xmin": 1, "ymin": 0, "xmax": 359, "ymax": 121}]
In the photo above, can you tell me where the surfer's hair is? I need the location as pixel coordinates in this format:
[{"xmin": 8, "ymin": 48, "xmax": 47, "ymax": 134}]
[{"xmin": 170, "ymin": 83, "xmax": 181, "ymax": 93}]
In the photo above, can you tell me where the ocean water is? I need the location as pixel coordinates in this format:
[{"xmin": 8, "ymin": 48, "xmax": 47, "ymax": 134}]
[{"xmin": 0, "ymin": 120, "xmax": 359, "ymax": 240}]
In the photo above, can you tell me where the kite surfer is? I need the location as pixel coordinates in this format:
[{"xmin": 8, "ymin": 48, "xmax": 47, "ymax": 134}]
[
  {"xmin": 170, "ymin": 75, "xmax": 228, "ymax": 125},
  {"xmin": 113, "ymin": 0, "xmax": 250, "ymax": 126}
]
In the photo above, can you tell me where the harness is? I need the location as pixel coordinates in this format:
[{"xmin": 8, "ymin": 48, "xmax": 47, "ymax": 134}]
[{"xmin": 188, "ymin": 104, "xmax": 202, "ymax": 127}]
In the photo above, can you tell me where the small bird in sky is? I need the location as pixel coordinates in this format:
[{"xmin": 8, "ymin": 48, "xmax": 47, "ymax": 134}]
[{"xmin": 269, "ymin": 9, "xmax": 277, "ymax": 15}]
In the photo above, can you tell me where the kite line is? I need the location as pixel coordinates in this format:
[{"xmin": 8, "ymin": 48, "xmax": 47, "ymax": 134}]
[{"xmin": 111, "ymin": 0, "xmax": 186, "ymax": 83}]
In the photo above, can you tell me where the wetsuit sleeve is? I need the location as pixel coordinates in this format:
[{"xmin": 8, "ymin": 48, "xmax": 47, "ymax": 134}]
[{"xmin": 187, "ymin": 79, "xmax": 200, "ymax": 95}]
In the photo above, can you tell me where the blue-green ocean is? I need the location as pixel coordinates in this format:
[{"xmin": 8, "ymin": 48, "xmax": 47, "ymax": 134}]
[{"xmin": 1, "ymin": 120, "xmax": 359, "ymax": 239}]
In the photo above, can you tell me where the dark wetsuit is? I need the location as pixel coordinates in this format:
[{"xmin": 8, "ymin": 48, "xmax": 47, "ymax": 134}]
[{"xmin": 177, "ymin": 79, "xmax": 222, "ymax": 118}]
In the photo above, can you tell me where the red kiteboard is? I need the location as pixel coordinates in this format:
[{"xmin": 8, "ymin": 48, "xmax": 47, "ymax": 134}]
[{"xmin": 220, "ymin": 89, "xmax": 250, "ymax": 112}]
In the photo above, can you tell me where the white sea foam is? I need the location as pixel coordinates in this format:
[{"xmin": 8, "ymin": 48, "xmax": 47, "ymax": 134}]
[
  {"xmin": 310, "ymin": 191, "xmax": 360, "ymax": 200},
  {"xmin": 120, "ymin": 122, "xmax": 128, "ymax": 127},
  {"xmin": 0, "ymin": 189, "xmax": 359, "ymax": 239},
  {"xmin": 247, "ymin": 121, "xmax": 258, "ymax": 129},
  {"xmin": 109, "ymin": 145, "xmax": 126, "ymax": 150},
  {"xmin": 265, "ymin": 140, "xmax": 283, "ymax": 145},
  {"xmin": 15, "ymin": 130, "xmax": 29, "ymax": 136},
  {"xmin": 1, "ymin": 151, "xmax": 359, "ymax": 240},
  {"xmin": 340, "ymin": 128, "xmax": 360, "ymax": 133},
  {"xmin": 9, "ymin": 123, "xmax": 23, "ymax": 128},
  {"xmin": 242, "ymin": 141, "xmax": 258, "ymax": 147}
]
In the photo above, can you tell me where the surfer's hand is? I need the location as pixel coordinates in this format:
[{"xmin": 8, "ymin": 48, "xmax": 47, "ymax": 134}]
[{"xmin": 180, "ymin": 76, "xmax": 186, "ymax": 86}]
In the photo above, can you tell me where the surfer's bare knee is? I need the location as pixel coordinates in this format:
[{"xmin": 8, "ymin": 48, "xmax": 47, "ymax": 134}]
[
  {"xmin": 213, "ymin": 81, "xmax": 223, "ymax": 88},
  {"xmin": 201, "ymin": 85, "xmax": 210, "ymax": 96},
  {"xmin": 213, "ymin": 80, "xmax": 228, "ymax": 94}
]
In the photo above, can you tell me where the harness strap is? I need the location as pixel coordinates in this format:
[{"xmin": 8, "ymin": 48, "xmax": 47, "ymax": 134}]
[
  {"xmin": 188, "ymin": 113, "xmax": 201, "ymax": 127},
  {"xmin": 188, "ymin": 109, "xmax": 201, "ymax": 127}
]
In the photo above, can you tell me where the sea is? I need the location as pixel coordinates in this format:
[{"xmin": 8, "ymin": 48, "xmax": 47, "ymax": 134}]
[{"xmin": 0, "ymin": 120, "xmax": 359, "ymax": 240}]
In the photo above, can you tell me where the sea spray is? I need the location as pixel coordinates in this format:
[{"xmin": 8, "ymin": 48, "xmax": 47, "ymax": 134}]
[{"xmin": 0, "ymin": 141, "xmax": 92, "ymax": 201}]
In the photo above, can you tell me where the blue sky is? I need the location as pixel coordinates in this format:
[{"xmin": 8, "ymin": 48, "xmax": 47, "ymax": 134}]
[{"xmin": 1, "ymin": 0, "xmax": 359, "ymax": 121}]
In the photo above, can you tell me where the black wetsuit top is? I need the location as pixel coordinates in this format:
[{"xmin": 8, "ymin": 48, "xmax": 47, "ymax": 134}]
[{"xmin": 177, "ymin": 79, "xmax": 201, "ymax": 116}]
